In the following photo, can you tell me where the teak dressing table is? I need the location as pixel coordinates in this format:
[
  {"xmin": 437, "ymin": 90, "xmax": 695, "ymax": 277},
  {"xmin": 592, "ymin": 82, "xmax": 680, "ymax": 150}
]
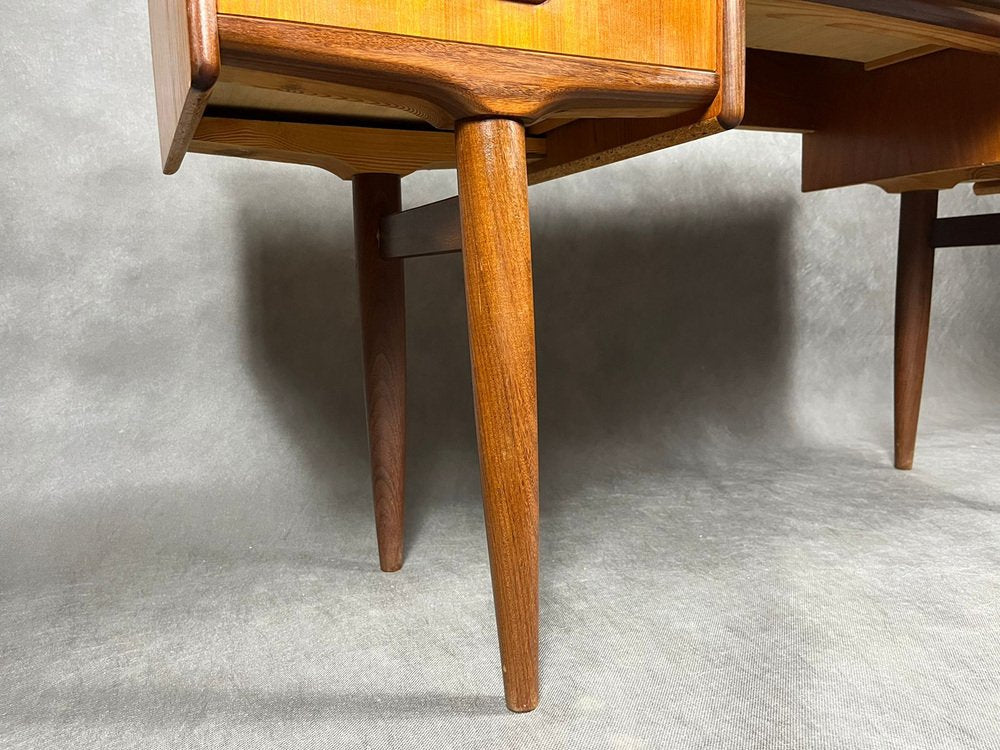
[{"xmin": 148, "ymin": 0, "xmax": 1000, "ymax": 712}]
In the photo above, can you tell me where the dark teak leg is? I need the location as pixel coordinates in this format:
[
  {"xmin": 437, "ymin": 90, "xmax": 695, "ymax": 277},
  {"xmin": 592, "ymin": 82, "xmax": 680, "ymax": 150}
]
[
  {"xmin": 455, "ymin": 117, "xmax": 540, "ymax": 712},
  {"xmin": 353, "ymin": 173, "xmax": 407, "ymax": 571},
  {"xmin": 894, "ymin": 190, "xmax": 938, "ymax": 470}
]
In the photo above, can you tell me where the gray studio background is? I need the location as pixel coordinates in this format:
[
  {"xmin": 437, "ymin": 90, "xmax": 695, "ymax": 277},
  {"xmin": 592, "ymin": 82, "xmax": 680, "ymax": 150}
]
[{"xmin": 3, "ymin": 3, "xmax": 1000, "ymax": 748}]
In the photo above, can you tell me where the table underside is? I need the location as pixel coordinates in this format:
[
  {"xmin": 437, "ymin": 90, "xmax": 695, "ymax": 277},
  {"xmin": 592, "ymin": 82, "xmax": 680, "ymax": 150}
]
[{"xmin": 150, "ymin": 0, "xmax": 1000, "ymax": 192}]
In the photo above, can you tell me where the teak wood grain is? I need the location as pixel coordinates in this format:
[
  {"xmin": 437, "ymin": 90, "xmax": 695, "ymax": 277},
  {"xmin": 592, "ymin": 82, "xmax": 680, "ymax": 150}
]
[
  {"xmin": 456, "ymin": 118, "xmax": 539, "ymax": 713},
  {"xmin": 217, "ymin": 0, "xmax": 718, "ymax": 69},
  {"xmin": 353, "ymin": 174, "xmax": 407, "ymax": 572},
  {"xmin": 209, "ymin": 70, "xmax": 431, "ymax": 126},
  {"xmin": 148, "ymin": 0, "xmax": 220, "ymax": 173},
  {"xmin": 800, "ymin": 50, "xmax": 1000, "ymax": 192},
  {"xmin": 894, "ymin": 191, "xmax": 938, "ymax": 470},
  {"xmin": 216, "ymin": 15, "xmax": 721, "ymax": 126}
]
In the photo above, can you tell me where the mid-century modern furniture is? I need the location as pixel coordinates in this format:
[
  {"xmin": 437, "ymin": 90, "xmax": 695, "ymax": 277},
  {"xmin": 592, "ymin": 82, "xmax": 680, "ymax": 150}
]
[{"xmin": 148, "ymin": 0, "xmax": 1000, "ymax": 712}]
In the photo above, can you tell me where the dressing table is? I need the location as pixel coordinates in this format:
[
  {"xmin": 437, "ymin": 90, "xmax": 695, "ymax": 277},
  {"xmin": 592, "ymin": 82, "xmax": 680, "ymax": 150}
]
[{"xmin": 147, "ymin": 0, "xmax": 1000, "ymax": 712}]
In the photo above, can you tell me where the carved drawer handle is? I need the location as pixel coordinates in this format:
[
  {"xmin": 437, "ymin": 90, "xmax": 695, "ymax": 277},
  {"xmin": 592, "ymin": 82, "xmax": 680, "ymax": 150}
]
[{"xmin": 503, "ymin": 0, "xmax": 549, "ymax": 4}]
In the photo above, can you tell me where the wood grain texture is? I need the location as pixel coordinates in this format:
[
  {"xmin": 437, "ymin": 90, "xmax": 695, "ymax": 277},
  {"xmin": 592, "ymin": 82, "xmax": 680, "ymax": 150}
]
[
  {"xmin": 747, "ymin": 0, "xmax": 1000, "ymax": 63},
  {"xmin": 217, "ymin": 0, "xmax": 718, "ymax": 69},
  {"xmin": 148, "ymin": 0, "xmax": 220, "ymax": 173},
  {"xmin": 191, "ymin": 116, "xmax": 543, "ymax": 178},
  {"xmin": 353, "ymin": 174, "xmax": 407, "ymax": 572},
  {"xmin": 215, "ymin": 61, "xmax": 454, "ymax": 128},
  {"xmin": 209, "ymin": 75, "xmax": 429, "ymax": 126},
  {"xmin": 215, "ymin": 15, "xmax": 720, "ymax": 125},
  {"xmin": 895, "ymin": 191, "xmax": 938, "ymax": 470},
  {"xmin": 379, "ymin": 198, "xmax": 462, "ymax": 259},
  {"xmin": 806, "ymin": 0, "xmax": 1000, "ymax": 40},
  {"xmin": 526, "ymin": 0, "xmax": 744, "ymax": 184},
  {"xmin": 801, "ymin": 50, "xmax": 1000, "ymax": 192},
  {"xmin": 456, "ymin": 118, "xmax": 539, "ymax": 713}
]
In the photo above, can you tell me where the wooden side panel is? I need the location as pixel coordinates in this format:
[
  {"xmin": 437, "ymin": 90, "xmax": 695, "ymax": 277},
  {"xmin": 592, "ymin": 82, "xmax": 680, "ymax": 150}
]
[
  {"xmin": 802, "ymin": 50, "xmax": 1000, "ymax": 192},
  {"xmin": 742, "ymin": 49, "xmax": 857, "ymax": 132},
  {"xmin": 148, "ymin": 0, "xmax": 220, "ymax": 173},
  {"xmin": 216, "ymin": 0, "xmax": 717, "ymax": 70}
]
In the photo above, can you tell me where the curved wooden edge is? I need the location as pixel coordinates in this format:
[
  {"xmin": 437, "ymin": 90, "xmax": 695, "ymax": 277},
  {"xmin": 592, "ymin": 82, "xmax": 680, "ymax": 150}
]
[
  {"xmin": 215, "ymin": 15, "xmax": 720, "ymax": 125},
  {"xmin": 716, "ymin": 0, "xmax": 747, "ymax": 129},
  {"xmin": 805, "ymin": 0, "xmax": 1000, "ymax": 47},
  {"xmin": 149, "ymin": 0, "xmax": 220, "ymax": 173},
  {"xmin": 188, "ymin": 0, "xmax": 221, "ymax": 90},
  {"xmin": 526, "ymin": 0, "xmax": 744, "ymax": 183}
]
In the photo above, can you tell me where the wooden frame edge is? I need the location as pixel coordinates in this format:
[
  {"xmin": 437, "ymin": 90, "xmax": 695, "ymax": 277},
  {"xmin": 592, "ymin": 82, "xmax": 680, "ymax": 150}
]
[
  {"xmin": 215, "ymin": 14, "xmax": 720, "ymax": 125},
  {"xmin": 149, "ymin": 0, "xmax": 221, "ymax": 174}
]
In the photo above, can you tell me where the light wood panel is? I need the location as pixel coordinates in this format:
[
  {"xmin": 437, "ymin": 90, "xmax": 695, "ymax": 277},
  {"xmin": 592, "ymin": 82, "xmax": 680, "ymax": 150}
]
[
  {"xmin": 217, "ymin": 0, "xmax": 718, "ymax": 69},
  {"xmin": 213, "ymin": 63, "xmax": 452, "ymax": 127},
  {"xmin": 148, "ymin": 0, "xmax": 220, "ymax": 173},
  {"xmin": 747, "ymin": 0, "xmax": 1000, "ymax": 63},
  {"xmin": 209, "ymin": 78, "xmax": 428, "ymax": 126},
  {"xmin": 190, "ymin": 117, "xmax": 546, "ymax": 178}
]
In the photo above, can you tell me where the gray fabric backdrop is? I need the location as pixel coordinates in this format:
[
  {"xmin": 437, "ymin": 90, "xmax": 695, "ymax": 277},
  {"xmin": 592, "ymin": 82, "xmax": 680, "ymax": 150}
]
[{"xmin": 3, "ymin": 3, "xmax": 1000, "ymax": 748}]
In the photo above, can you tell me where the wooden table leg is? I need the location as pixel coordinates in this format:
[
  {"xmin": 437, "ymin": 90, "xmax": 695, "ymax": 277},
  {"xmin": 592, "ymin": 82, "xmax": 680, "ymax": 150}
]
[
  {"xmin": 455, "ymin": 117, "xmax": 540, "ymax": 713},
  {"xmin": 894, "ymin": 190, "xmax": 938, "ymax": 470},
  {"xmin": 353, "ymin": 173, "xmax": 407, "ymax": 571}
]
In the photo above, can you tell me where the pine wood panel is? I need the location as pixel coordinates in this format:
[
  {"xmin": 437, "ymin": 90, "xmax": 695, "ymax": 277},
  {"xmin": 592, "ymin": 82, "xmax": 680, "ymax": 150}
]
[
  {"xmin": 189, "ymin": 117, "xmax": 546, "ymax": 178},
  {"xmin": 747, "ymin": 0, "xmax": 1000, "ymax": 63},
  {"xmin": 216, "ymin": 0, "xmax": 718, "ymax": 70}
]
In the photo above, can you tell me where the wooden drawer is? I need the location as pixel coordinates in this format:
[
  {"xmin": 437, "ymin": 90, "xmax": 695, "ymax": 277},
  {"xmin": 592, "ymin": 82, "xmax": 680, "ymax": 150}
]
[
  {"xmin": 149, "ymin": 0, "xmax": 742, "ymax": 175},
  {"xmin": 216, "ymin": 0, "xmax": 718, "ymax": 69}
]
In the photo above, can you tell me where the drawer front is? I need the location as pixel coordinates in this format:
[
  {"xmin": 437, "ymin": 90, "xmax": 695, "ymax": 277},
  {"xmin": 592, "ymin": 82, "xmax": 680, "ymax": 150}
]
[{"xmin": 217, "ymin": 0, "xmax": 718, "ymax": 70}]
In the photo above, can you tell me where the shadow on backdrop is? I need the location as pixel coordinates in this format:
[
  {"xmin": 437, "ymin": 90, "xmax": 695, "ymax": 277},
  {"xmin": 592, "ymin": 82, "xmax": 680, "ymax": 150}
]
[{"xmin": 238, "ymin": 194, "xmax": 798, "ymax": 552}]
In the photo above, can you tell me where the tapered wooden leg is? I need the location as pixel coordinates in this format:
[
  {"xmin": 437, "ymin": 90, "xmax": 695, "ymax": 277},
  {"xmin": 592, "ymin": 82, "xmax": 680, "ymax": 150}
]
[
  {"xmin": 455, "ymin": 118, "xmax": 539, "ymax": 713},
  {"xmin": 353, "ymin": 174, "xmax": 406, "ymax": 571},
  {"xmin": 894, "ymin": 190, "xmax": 938, "ymax": 470}
]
